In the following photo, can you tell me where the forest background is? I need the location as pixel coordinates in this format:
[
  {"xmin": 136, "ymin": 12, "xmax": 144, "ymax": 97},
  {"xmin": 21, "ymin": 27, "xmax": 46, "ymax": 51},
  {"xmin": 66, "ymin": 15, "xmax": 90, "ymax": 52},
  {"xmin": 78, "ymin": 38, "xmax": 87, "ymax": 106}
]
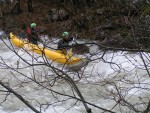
[{"xmin": 0, "ymin": 0, "xmax": 150, "ymax": 51}]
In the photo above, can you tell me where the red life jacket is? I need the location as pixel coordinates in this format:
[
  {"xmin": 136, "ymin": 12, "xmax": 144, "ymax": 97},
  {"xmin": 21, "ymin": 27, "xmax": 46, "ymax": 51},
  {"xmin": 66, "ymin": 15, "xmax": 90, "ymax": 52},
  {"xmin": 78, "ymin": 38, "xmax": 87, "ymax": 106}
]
[{"xmin": 26, "ymin": 27, "xmax": 31, "ymax": 34}]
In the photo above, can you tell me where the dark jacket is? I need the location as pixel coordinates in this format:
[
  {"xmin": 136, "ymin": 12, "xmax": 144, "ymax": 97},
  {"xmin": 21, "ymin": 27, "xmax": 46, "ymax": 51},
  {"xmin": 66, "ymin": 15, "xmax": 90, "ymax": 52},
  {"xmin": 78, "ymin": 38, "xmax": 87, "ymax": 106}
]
[
  {"xmin": 26, "ymin": 27, "xmax": 40, "ymax": 45},
  {"xmin": 57, "ymin": 37, "xmax": 73, "ymax": 50}
]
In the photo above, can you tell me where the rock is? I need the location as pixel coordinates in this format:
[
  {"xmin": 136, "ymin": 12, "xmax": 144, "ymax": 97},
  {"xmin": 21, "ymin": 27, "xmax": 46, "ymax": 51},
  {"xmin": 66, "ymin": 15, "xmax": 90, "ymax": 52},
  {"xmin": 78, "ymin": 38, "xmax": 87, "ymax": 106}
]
[
  {"xmin": 72, "ymin": 44, "xmax": 89, "ymax": 54},
  {"xmin": 144, "ymin": 15, "xmax": 150, "ymax": 25},
  {"xmin": 96, "ymin": 9, "xmax": 103, "ymax": 15},
  {"xmin": 47, "ymin": 8, "xmax": 70, "ymax": 22},
  {"xmin": 73, "ymin": 14, "xmax": 89, "ymax": 32}
]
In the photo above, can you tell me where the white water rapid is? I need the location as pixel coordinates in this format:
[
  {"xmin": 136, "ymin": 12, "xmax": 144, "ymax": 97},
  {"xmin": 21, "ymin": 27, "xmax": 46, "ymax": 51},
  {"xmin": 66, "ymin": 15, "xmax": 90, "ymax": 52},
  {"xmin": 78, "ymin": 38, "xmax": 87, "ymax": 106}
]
[{"xmin": 0, "ymin": 32, "xmax": 149, "ymax": 113}]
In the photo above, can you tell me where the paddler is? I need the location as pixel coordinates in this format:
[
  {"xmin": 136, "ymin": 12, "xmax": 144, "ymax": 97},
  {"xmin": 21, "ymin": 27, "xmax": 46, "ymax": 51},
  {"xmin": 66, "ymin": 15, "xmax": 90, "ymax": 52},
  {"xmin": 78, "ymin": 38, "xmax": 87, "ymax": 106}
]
[
  {"xmin": 26, "ymin": 23, "xmax": 40, "ymax": 45},
  {"xmin": 57, "ymin": 31, "xmax": 74, "ymax": 55}
]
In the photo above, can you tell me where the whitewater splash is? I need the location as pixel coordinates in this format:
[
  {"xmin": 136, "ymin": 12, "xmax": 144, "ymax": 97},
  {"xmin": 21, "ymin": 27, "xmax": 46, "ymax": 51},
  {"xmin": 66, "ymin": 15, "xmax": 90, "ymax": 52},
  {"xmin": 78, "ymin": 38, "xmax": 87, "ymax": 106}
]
[{"xmin": 0, "ymin": 37, "xmax": 149, "ymax": 113}]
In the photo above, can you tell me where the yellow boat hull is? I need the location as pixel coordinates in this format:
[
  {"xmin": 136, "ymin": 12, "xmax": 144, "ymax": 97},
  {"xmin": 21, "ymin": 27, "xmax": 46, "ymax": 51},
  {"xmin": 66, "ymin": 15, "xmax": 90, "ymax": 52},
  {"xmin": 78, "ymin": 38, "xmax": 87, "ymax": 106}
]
[{"xmin": 9, "ymin": 33, "xmax": 83, "ymax": 65}]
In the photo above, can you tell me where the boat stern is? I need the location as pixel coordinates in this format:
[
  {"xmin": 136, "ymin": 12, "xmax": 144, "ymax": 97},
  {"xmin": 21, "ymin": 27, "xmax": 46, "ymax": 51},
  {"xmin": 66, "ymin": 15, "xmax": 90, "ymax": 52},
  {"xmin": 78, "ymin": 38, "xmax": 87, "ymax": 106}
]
[{"xmin": 66, "ymin": 58, "xmax": 89, "ymax": 71}]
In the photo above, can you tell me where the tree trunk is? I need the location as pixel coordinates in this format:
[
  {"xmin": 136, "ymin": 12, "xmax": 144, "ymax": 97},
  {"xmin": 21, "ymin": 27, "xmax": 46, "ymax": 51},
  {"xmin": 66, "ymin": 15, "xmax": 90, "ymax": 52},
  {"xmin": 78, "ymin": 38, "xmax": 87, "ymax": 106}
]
[
  {"xmin": 16, "ymin": 0, "xmax": 21, "ymax": 13},
  {"xmin": 11, "ymin": 0, "xmax": 21, "ymax": 14},
  {"xmin": 0, "ymin": 1, "xmax": 5, "ymax": 31},
  {"xmin": 27, "ymin": 0, "xmax": 33, "ymax": 12}
]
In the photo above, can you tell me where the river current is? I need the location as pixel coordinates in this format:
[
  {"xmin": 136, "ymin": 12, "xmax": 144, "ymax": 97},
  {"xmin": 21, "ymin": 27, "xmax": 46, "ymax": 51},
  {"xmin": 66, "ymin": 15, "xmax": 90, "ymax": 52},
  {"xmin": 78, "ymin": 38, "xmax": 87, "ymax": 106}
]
[{"xmin": 0, "ymin": 32, "xmax": 149, "ymax": 113}]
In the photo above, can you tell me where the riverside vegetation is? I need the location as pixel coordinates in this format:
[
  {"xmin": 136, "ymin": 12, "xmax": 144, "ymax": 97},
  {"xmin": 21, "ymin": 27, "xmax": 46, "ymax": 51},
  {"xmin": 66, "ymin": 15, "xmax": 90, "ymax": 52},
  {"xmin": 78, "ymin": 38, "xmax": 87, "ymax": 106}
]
[{"xmin": 0, "ymin": 0, "xmax": 150, "ymax": 52}]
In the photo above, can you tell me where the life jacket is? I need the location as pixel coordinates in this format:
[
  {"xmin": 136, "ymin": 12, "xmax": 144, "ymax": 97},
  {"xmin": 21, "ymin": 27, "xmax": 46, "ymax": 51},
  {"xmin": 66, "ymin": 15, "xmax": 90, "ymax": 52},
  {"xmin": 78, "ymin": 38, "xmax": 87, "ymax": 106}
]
[
  {"xmin": 26, "ymin": 27, "xmax": 39, "ymax": 43},
  {"xmin": 57, "ymin": 37, "xmax": 73, "ymax": 49},
  {"xmin": 26, "ymin": 27, "xmax": 31, "ymax": 34}
]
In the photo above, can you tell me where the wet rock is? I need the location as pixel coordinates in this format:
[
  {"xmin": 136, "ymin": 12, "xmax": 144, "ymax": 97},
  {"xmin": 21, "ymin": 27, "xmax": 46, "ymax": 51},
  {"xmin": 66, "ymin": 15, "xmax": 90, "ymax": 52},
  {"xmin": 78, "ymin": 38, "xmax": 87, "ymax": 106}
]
[
  {"xmin": 144, "ymin": 15, "xmax": 150, "ymax": 25},
  {"xmin": 95, "ymin": 31, "xmax": 107, "ymax": 41},
  {"xmin": 72, "ymin": 44, "xmax": 89, "ymax": 54},
  {"xmin": 46, "ymin": 9, "xmax": 69, "ymax": 22},
  {"xmin": 96, "ymin": 9, "xmax": 103, "ymax": 15},
  {"xmin": 73, "ymin": 14, "xmax": 89, "ymax": 32},
  {"xmin": 137, "ymin": 37, "xmax": 150, "ymax": 48}
]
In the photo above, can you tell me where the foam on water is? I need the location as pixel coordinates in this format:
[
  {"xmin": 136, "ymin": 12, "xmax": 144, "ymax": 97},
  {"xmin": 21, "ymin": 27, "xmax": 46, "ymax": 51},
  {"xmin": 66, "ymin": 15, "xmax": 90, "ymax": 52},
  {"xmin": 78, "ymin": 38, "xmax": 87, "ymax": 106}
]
[{"xmin": 0, "ymin": 37, "xmax": 149, "ymax": 113}]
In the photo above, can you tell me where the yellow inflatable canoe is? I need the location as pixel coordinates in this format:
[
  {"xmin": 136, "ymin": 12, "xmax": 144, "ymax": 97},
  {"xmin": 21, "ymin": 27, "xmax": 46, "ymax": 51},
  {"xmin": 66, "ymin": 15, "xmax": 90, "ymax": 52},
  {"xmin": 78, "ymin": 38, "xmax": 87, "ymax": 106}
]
[{"xmin": 9, "ymin": 32, "xmax": 83, "ymax": 65}]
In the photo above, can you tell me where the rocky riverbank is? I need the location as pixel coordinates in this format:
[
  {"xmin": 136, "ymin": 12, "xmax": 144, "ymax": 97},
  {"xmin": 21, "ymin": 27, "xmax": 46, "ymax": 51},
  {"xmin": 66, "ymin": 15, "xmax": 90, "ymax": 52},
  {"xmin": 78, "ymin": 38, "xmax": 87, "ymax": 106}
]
[{"xmin": 0, "ymin": 0, "xmax": 150, "ymax": 52}]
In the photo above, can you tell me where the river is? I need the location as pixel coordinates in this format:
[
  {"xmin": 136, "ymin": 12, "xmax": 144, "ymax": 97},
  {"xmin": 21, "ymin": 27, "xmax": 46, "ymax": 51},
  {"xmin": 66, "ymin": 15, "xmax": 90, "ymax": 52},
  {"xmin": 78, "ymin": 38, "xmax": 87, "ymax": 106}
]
[{"xmin": 0, "ymin": 32, "xmax": 149, "ymax": 113}]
